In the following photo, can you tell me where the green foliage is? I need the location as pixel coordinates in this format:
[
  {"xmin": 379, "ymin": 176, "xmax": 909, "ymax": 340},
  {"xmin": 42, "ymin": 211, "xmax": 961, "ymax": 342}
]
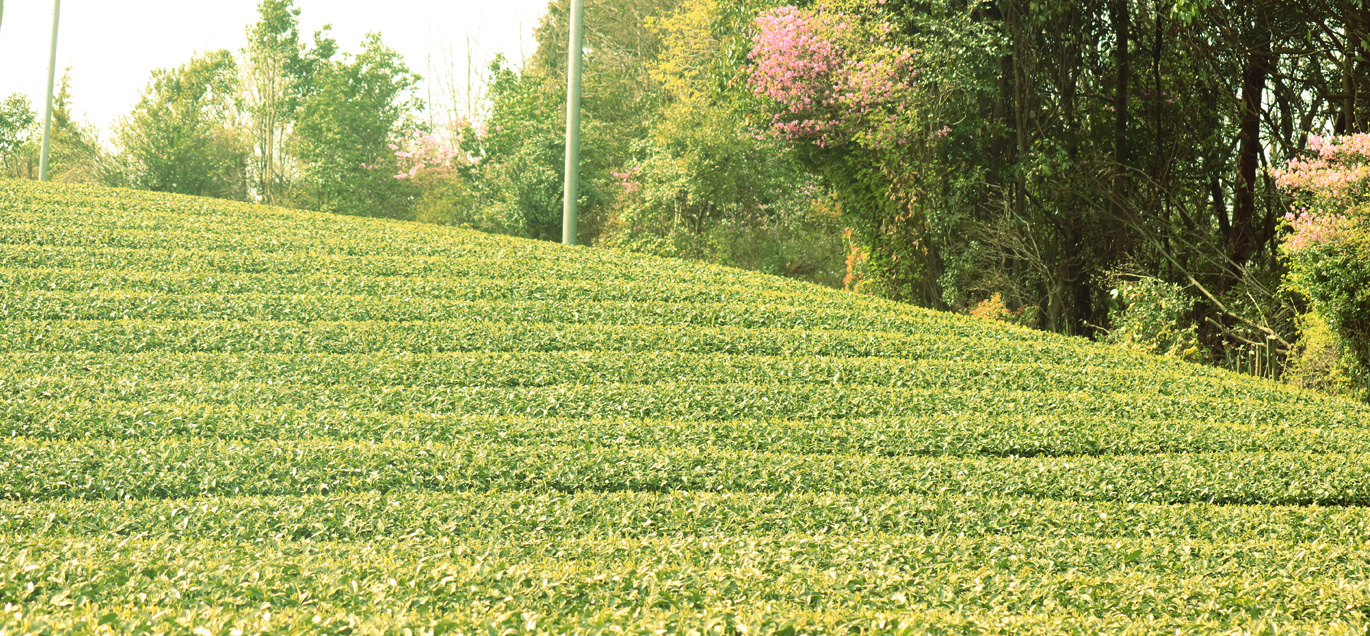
[
  {"xmin": 403, "ymin": 128, "xmax": 482, "ymax": 227},
  {"xmin": 1286, "ymin": 204, "xmax": 1370, "ymax": 394},
  {"xmin": 292, "ymin": 33, "xmax": 420, "ymax": 218},
  {"xmin": 241, "ymin": 0, "xmax": 309, "ymax": 204},
  {"xmin": 594, "ymin": 0, "xmax": 846, "ymax": 287},
  {"xmin": 610, "ymin": 100, "xmax": 764, "ymax": 237},
  {"xmin": 34, "ymin": 69, "xmax": 117, "ymax": 185},
  {"xmin": 743, "ymin": 0, "xmax": 999, "ymax": 308},
  {"xmin": 1285, "ymin": 311, "xmax": 1361, "ymax": 399},
  {"xmin": 1104, "ymin": 277, "xmax": 1203, "ymax": 361},
  {"xmin": 725, "ymin": 0, "xmax": 1358, "ymax": 361},
  {"xmin": 450, "ymin": 0, "xmax": 681, "ymax": 243},
  {"xmin": 3, "ymin": 180, "xmax": 1370, "ymax": 632},
  {"xmin": 0, "ymin": 93, "xmax": 37, "ymax": 180},
  {"xmin": 0, "ymin": 93, "xmax": 34, "ymax": 158},
  {"xmin": 467, "ymin": 57, "xmax": 577, "ymax": 240},
  {"xmin": 117, "ymin": 51, "xmax": 249, "ymax": 200},
  {"xmin": 530, "ymin": 0, "xmax": 675, "ymax": 155},
  {"xmin": 600, "ymin": 99, "xmax": 845, "ymax": 286}
]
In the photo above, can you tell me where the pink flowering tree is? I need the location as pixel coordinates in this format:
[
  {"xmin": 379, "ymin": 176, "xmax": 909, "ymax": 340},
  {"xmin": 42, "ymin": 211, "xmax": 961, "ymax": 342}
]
[
  {"xmin": 1272, "ymin": 133, "xmax": 1370, "ymax": 256},
  {"xmin": 611, "ymin": 164, "xmax": 642, "ymax": 196},
  {"xmin": 748, "ymin": 4, "xmax": 932, "ymax": 151},
  {"xmin": 391, "ymin": 119, "xmax": 479, "ymax": 181},
  {"xmin": 746, "ymin": 1, "xmax": 960, "ymax": 304},
  {"xmin": 1273, "ymin": 132, "xmax": 1370, "ymax": 395},
  {"xmin": 388, "ymin": 119, "xmax": 481, "ymax": 225}
]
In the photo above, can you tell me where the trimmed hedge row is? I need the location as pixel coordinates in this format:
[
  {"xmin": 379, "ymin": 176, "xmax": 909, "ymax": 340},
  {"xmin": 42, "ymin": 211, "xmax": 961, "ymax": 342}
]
[
  {"xmin": 5, "ymin": 348, "xmax": 1322, "ymax": 404},
  {"xmin": 8, "ymin": 397, "xmax": 1368, "ymax": 457},
  {"xmin": 0, "ymin": 319, "xmax": 1277, "ymax": 383},
  {"xmin": 5, "ymin": 438, "xmax": 1370, "ymax": 506},
  {"xmin": 5, "ymin": 375, "xmax": 1348, "ymax": 428},
  {"xmin": 5, "ymin": 526, "xmax": 1370, "ymax": 627},
  {"xmin": 4, "ymin": 180, "xmax": 1369, "ymax": 633},
  {"xmin": 6, "ymin": 489, "xmax": 1370, "ymax": 545}
]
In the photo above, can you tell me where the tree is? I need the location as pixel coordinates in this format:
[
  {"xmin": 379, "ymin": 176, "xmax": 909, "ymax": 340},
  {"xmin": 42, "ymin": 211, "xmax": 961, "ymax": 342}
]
[
  {"xmin": 0, "ymin": 94, "xmax": 34, "ymax": 157},
  {"xmin": 293, "ymin": 32, "xmax": 420, "ymax": 218},
  {"xmin": 0, "ymin": 94, "xmax": 37, "ymax": 179},
  {"xmin": 241, "ymin": 0, "xmax": 313, "ymax": 204},
  {"xmin": 747, "ymin": 0, "xmax": 989, "ymax": 308},
  {"xmin": 594, "ymin": 0, "xmax": 845, "ymax": 286},
  {"xmin": 468, "ymin": 0, "xmax": 681, "ymax": 242},
  {"xmin": 1275, "ymin": 133, "xmax": 1370, "ymax": 395},
  {"xmin": 470, "ymin": 56, "xmax": 576, "ymax": 240},
  {"xmin": 38, "ymin": 69, "xmax": 112, "ymax": 185},
  {"xmin": 117, "ymin": 50, "xmax": 249, "ymax": 200}
]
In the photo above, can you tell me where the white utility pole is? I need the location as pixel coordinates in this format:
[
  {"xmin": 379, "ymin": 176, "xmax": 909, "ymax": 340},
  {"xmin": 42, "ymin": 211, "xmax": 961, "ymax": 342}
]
[
  {"xmin": 38, "ymin": 0, "xmax": 61, "ymax": 182},
  {"xmin": 561, "ymin": 0, "xmax": 585, "ymax": 245}
]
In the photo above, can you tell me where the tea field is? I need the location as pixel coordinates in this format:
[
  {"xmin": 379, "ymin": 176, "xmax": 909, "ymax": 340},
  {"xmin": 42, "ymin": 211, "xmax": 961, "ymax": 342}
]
[{"xmin": 4, "ymin": 179, "xmax": 1370, "ymax": 634}]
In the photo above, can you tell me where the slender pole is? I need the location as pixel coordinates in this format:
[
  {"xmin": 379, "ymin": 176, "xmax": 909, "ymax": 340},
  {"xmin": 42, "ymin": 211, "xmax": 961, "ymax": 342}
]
[
  {"xmin": 39, "ymin": 0, "xmax": 61, "ymax": 183},
  {"xmin": 561, "ymin": 0, "xmax": 584, "ymax": 245}
]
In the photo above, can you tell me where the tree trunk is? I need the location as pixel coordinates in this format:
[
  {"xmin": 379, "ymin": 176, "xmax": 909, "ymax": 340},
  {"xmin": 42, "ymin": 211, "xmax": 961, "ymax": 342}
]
[
  {"xmin": 1152, "ymin": 5, "xmax": 1165, "ymax": 188},
  {"xmin": 1010, "ymin": 0, "xmax": 1029, "ymax": 223},
  {"xmin": 1339, "ymin": 0, "xmax": 1356, "ymax": 133},
  {"xmin": 1111, "ymin": 0, "xmax": 1130, "ymax": 215},
  {"xmin": 1230, "ymin": 12, "xmax": 1270, "ymax": 268},
  {"xmin": 1356, "ymin": 0, "xmax": 1369, "ymax": 132}
]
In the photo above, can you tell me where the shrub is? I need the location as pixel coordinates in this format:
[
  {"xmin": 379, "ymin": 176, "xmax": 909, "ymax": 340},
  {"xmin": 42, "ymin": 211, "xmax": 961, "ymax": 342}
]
[
  {"xmin": 969, "ymin": 293, "xmax": 1015, "ymax": 323},
  {"xmin": 1285, "ymin": 215, "xmax": 1370, "ymax": 391},
  {"xmin": 1104, "ymin": 277, "xmax": 1203, "ymax": 362},
  {"xmin": 1285, "ymin": 311, "xmax": 1361, "ymax": 399}
]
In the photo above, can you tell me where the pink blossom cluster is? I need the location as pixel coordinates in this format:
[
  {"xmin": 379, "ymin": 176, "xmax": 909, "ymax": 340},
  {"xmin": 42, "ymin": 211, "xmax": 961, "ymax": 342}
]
[
  {"xmin": 391, "ymin": 123, "xmax": 475, "ymax": 181},
  {"xmin": 1272, "ymin": 133, "xmax": 1370, "ymax": 201},
  {"xmin": 1283, "ymin": 209, "xmax": 1351, "ymax": 254},
  {"xmin": 612, "ymin": 165, "xmax": 642, "ymax": 195},
  {"xmin": 749, "ymin": 6, "xmax": 849, "ymax": 145},
  {"xmin": 749, "ymin": 5, "xmax": 924, "ymax": 150},
  {"xmin": 1273, "ymin": 133, "xmax": 1370, "ymax": 254}
]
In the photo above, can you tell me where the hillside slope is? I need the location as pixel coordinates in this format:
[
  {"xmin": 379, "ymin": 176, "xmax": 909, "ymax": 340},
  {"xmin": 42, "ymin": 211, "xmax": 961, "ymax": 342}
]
[{"xmin": 3, "ymin": 179, "xmax": 1370, "ymax": 634}]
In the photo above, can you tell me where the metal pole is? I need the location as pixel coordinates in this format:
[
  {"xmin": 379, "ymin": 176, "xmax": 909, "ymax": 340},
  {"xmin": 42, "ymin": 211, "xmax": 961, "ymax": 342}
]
[
  {"xmin": 561, "ymin": 0, "xmax": 584, "ymax": 245},
  {"xmin": 39, "ymin": 0, "xmax": 61, "ymax": 183}
]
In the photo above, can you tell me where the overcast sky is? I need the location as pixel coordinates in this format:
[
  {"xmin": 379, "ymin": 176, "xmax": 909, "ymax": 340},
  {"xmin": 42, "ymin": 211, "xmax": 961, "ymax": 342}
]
[{"xmin": 0, "ymin": 0, "xmax": 549, "ymax": 134}]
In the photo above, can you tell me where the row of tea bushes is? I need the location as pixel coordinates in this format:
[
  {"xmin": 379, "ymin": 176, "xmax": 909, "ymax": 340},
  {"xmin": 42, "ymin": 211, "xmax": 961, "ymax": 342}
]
[{"xmin": 3, "ymin": 180, "xmax": 1369, "ymax": 633}]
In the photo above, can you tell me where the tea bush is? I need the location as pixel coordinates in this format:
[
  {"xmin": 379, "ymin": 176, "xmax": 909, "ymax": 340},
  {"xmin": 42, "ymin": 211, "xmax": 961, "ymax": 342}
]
[{"xmin": 2, "ymin": 180, "xmax": 1369, "ymax": 634}]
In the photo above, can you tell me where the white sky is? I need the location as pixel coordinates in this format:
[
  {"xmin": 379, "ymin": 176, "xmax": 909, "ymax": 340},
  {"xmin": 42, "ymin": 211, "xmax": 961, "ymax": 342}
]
[{"xmin": 0, "ymin": 0, "xmax": 550, "ymax": 133}]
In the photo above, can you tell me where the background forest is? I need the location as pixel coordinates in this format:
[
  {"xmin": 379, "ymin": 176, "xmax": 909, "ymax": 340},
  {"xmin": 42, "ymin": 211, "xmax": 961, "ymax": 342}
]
[{"xmin": 2, "ymin": 0, "xmax": 1368, "ymax": 399}]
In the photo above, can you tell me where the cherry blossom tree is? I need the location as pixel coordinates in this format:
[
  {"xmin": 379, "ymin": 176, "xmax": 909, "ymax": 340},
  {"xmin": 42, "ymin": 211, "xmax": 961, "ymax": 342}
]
[{"xmin": 1272, "ymin": 133, "xmax": 1370, "ymax": 254}]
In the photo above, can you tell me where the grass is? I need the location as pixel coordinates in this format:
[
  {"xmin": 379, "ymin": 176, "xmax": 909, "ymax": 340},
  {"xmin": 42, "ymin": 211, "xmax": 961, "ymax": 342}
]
[{"xmin": 2, "ymin": 178, "xmax": 1370, "ymax": 634}]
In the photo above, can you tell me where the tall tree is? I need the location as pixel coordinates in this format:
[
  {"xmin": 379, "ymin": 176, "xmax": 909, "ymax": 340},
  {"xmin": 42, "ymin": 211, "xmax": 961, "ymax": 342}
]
[
  {"xmin": 1111, "ymin": 0, "xmax": 1130, "ymax": 220},
  {"xmin": 293, "ymin": 33, "xmax": 420, "ymax": 218},
  {"xmin": 1332, "ymin": 0, "xmax": 1368, "ymax": 133},
  {"xmin": 40, "ymin": 69, "xmax": 107, "ymax": 184},
  {"xmin": 471, "ymin": 56, "xmax": 573, "ymax": 240},
  {"xmin": 0, "ymin": 94, "xmax": 36, "ymax": 180},
  {"xmin": 118, "ymin": 50, "xmax": 249, "ymax": 200},
  {"xmin": 241, "ymin": 0, "xmax": 309, "ymax": 204},
  {"xmin": 0, "ymin": 94, "xmax": 35, "ymax": 169}
]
